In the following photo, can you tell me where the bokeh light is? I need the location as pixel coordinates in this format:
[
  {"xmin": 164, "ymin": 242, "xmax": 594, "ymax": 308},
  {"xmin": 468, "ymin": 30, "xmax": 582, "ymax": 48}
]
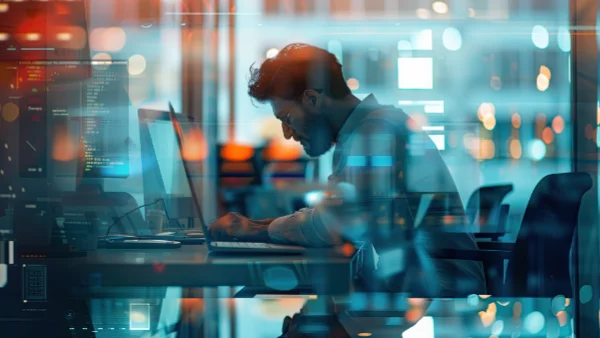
[
  {"xmin": 102, "ymin": 27, "xmax": 126, "ymax": 51},
  {"xmin": 416, "ymin": 8, "xmax": 431, "ymax": 19},
  {"xmin": 477, "ymin": 103, "xmax": 495, "ymax": 121},
  {"xmin": 2, "ymin": 102, "xmax": 19, "ymax": 122},
  {"xmin": 542, "ymin": 127, "xmax": 554, "ymax": 144},
  {"xmin": 552, "ymin": 116, "xmax": 565, "ymax": 134},
  {"xmin": 128, "ymin": 54, "xmax": 147, "ymax": 75},
  {"xmin": 483, "ymin": 115, "xmax": 496, "ymax": 130},
  {"xmin": 580, "ymin": 285, "xmax": 593, "ymax": 303},
  {"xmin": 181, "ymin": 129, "xmax": 208, "ymax": 161},
  {"xmin": 531, "ymin": 25, "xmax": 549, "ymax": 49},
  {"xmin": 540, "ymin": 65, "xmax": 552, "ymax": 79},
  {"xmin": 524, "ymin": 311, "xmax": 545, "ymax": 334},
  {"xmin": 510, "ymin": 139, "xmax": 522, "ymax": 159},
  {"xmin": 442, "ymin": 27, "xmax": 462, "ymax": 51},
  {"xmin": 556, "ymin": 311, "xmax": 568, "ymax": 326},
  {"xmin": 266, "ymin": 48, "xmax": 279, "ymax": 58},
  {"xmin": 491, "ymin": 320, "xmax": 504, "ymax": 336},
  {"xmin": 468, "ymin": 8, "xmax": 475, "ymax": 17},
  {"xmin": 528, "ymin": 139, "xmax": 546, "ymax": 161},
  {"xmin": 537, "ymin": 73, "xmax": 550, "ymax": 91},
  {"xmin": 513, "ymin": 302, "xmax": 523, "ymax": 318},
  {"xmin": 347, "ymin": 78, "xmax": 360, "ymax": 90},
  {"xmin": 467, "ymin": 294, "xmax": 479, "ymax": 307},
  {"xmin": 220, "ymin": 143, "xmax": 254, "ymax": 162},
  {"xmin": 0, "ymin": 33, "xmax": 9, "ymax": 41},
  {"xmin": 511, "ymin": 113, "xmax": 521, "ymax": 128},
  {"xmin": 557, "ymin": 27, "xmax": 571, "ymax": 52},
  {"xmin": 432, "ymin": 1, "xmax": 449, "ymax": 14},
  {"xmin": 52, "ymin": 129, "xmax": 76, "ymax": 162},
  {"xmin": 263, "ymin": 266, "xmax": 298, "ymax": 291},
  {"xmin": 0, "ymin": 4, "xmax": 8, "ymax": 13}
]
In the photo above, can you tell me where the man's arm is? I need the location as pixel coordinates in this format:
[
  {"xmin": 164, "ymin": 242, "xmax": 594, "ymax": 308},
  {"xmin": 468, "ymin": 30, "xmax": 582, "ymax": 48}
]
[{"xmin": 268, "ymin": 120, "xmax": 396, "ymax": 247}]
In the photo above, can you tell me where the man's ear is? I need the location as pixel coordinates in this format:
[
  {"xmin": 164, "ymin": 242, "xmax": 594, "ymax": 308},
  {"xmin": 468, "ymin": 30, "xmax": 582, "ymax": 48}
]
[{"xmin": 302, "ymin": 89, "xmax": 322, "ymax": 112}]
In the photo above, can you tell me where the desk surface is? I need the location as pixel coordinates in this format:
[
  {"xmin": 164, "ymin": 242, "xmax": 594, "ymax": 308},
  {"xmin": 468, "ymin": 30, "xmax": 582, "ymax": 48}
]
[{"xmin": 22, "ymin": 245, "xmax": 360, "ymax": 296}]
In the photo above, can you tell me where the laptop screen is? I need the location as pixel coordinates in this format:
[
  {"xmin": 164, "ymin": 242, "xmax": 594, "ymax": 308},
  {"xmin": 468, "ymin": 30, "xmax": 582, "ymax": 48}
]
[{"xmin": 139, "ymin": 110, "xmax": 207, "ymax": 226}]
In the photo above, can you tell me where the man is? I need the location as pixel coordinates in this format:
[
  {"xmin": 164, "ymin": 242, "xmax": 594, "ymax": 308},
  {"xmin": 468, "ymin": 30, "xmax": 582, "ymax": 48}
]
[{"xmin": 209, "ymin": 43, "xmax": 486, "ymax": 297}]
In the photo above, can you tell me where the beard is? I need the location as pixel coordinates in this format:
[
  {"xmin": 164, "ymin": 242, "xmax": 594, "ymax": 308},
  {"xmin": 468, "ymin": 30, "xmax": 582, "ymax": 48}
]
[{"xmin": 302, "ymin": 113, "xmax": 335, "ymax": 157}]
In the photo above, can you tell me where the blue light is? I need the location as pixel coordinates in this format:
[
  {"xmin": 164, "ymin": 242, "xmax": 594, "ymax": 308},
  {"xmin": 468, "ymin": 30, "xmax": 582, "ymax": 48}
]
[
  {"xmin": 528, "ymin": 139, "xmax": 546, "ymax": 161},
  {"xmin": 304, "ymin": 191, "xmax": 324, "ymax": 206},
  {"xmin": 262, "ymin": 267, "xmax": 298, "ymax": 291},
  {"xmin": 442, "ymin": 27, "xmax": 462, "ymax": 51},
  {"xmin": 372, "ymin": 156, "xmax": 393, "ymax": 167},
  {"xmin": 532, "ymin": 25, "xmax": 549, "ymax": 49},
  {"xmin": 347, "ymin": 156, "xmax": 367, "ymax": 167},
  {"xmin": 557, "ymin": 27, "xmax": 571, "ymax": 52},
  {"xmin": 524, "ymin": 311, "xmax": 545, "ymax": 334}
]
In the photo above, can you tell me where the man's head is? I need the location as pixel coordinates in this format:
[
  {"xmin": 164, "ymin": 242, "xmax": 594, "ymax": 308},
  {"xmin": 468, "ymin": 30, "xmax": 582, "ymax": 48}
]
[{"xmin": 248, "ymin": 43, "xmax": 353, "ymax": 157}]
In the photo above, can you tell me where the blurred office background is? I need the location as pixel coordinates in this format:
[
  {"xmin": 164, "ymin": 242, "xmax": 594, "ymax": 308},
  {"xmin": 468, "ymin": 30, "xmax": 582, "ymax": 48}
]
[{"xmin": 0, "ymin": 0, "xmax": 598, "ymax": 337}]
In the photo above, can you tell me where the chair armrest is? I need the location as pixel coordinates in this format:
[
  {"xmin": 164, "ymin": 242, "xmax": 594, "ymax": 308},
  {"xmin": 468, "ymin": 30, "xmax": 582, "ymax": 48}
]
[
  {"xmin": 477, "ymin": 241, "xmax": 515, "ymax": 251},
  {"xmin": 428, "ymin": 248, "xmax": 512, "ymax": 262}
]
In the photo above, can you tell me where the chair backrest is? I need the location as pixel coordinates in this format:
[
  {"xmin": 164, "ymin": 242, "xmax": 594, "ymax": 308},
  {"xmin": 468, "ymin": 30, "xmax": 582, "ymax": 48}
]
[
  {"xmin": 465, "ymin": 184, "xmax": 514, "ymax": 227},
  {"xmin": 508, "ymin": 172, "xmax": 593, "ymax": 297}
]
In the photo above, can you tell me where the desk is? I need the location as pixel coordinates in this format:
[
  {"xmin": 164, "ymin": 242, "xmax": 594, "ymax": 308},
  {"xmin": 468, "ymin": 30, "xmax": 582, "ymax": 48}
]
[{"xmin": 19, "ymin": 245, "xmax": 361, "ymax": 298}]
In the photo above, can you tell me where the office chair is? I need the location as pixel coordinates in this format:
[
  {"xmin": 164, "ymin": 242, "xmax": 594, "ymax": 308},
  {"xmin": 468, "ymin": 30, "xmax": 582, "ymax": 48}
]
[
  {"xmin": 465, "ymin": 184, "xmax": 513, "ymax": 229},
  {"xmin": 435, "ymin": 172, "xmax": 593, "ymax": 297}
]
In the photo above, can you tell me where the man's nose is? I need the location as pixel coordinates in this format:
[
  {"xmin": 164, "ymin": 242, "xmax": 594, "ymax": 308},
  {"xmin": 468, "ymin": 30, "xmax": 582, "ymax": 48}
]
[{"xmin": 282, "ymin": 123, "xmax": 294, "ymax": 140}]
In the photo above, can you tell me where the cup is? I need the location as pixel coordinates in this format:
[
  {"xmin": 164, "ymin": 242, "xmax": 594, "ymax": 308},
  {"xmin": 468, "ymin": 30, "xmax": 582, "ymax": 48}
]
[{"xmin": 146, "ymin": 210, "xmax": 164, "ymax": 234}]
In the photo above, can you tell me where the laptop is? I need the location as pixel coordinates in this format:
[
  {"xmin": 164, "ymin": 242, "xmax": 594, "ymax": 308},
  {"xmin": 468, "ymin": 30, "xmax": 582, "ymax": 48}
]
[{"xmin": 167, "ymin": 103, "xmax": 305, "ymax": 254}]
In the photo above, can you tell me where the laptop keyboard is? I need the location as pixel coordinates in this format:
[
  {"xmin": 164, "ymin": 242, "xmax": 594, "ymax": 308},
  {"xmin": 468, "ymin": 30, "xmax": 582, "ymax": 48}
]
[{"xmin": 212, "ymin": 241, "xmax": 270, "ymax": 248}]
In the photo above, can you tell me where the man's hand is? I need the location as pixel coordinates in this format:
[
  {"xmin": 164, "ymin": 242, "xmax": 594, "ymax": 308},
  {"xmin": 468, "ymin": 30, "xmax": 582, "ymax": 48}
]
[{"xmin": 208, "ymin": 212, "xmax": 274, "ymax": 242}]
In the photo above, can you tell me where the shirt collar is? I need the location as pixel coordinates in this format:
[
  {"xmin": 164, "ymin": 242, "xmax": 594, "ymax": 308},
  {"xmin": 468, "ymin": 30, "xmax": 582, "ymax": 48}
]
[{"xmin": 336, "ymin": 94, "xmax": 381, "ymax": 145}]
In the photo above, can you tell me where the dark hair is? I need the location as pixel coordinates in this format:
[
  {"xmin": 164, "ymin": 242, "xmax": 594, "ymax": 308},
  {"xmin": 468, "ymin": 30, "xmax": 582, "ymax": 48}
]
[{"xmin": 248, "ymin": 43, "xmax": 351, "ymax": 104}]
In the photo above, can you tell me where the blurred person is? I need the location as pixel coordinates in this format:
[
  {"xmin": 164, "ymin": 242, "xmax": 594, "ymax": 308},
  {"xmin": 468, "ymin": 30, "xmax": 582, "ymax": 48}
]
[{"xmin": 209, "ymin": 43, "xmax": 486, "ymax": 300}]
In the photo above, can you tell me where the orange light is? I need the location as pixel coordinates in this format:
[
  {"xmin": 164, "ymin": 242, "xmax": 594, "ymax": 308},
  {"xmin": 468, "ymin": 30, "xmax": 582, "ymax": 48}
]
[
  {"xmin": 542, "ymin": 127, "xmax": 554, "ymax": 144},
  {"xmin": 509, "ymin": 139, "xmax": 522, "ymax": 159},
  {"xmin": 405, "ymin": 307, "xmax": 424, "ymax": 323},
  {"xmin": 25, "ymin": 33, "xmax": 41, "ymax": 41},
  {"xmin": 0, "ymin": 33, "xmax": 9, "ymax": 41},
  {"xmin": 341, "ymin": 243, "xmax": 355, "ymax": 257},
  {"xmin": 52, "ymin": 130, "xmax": 77, "ymax": 162},
  {"xmin": 347, "ymin": 78, "xmax": 359, "ymax": 90},
  {"xmin": 556, "ymin": 311, "xmax": 567, "ymax": 326},
  {"xmin": 358, "ymin": 334, "xmax": 372, "ymax": 337},
  {"xmin": 513, "ymin": 302, "xmax": 522, "ymax": 318},
  {"xmin": 511, "ymin": 113, "xmax": 521, "ymax": 128},
  {"xmin": 552, "ymin": 116, "xmax": 565, "ymax": 134},
  {"xmin": 263, "ymin": 139, "xmax": 302, "ymax": 162},
  {"xmin": 55, "ymin": 3, "xmax": 70, "ymax": 15},
  {"xmin": 182, "ymin": 129, "xmax": 208, "ymax": 161},
  {"xmin": 0, "ymin": 4, "xmax": 8, "ymax": 13},
  {"xmin": 56, "ymin": 32, "xmax": 72, "ymax": 41},
  {"xmin": 483, "ymin": 115, "xmax": 496, "ymax": 130},
  {"xmin": 537, "ymin": 73, "xmax": 550, "ymax": 91},
  {"xmin": 540, "ymin": 65, "xmax": 551, "ymax": 80},
  {"xmin": 220, "ymin": 143, "xmax": 254, "ymax": 162}
]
